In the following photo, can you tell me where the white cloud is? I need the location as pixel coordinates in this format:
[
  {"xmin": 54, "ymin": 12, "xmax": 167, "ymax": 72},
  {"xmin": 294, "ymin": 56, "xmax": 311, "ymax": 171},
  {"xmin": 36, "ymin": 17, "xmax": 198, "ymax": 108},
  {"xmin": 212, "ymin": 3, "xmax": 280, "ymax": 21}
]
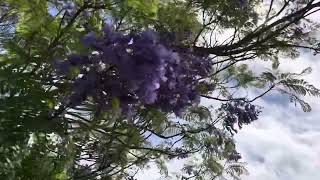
[
  {"xmin": 235, "ymin": 107, "xmax": 320, "ymax": 180},
  {"xmin": 234, "ymin": 51, "xmax": 320, "ymax": 180},
  {"xmin": 135, "ymin": 159, "xmax": 185, "ymax": 180}
]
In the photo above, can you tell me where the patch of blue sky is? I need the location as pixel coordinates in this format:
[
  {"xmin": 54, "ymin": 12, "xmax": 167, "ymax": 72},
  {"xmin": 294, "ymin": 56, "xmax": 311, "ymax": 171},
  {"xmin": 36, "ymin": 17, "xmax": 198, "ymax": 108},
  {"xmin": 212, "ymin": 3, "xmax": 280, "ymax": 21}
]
[{"xmin": 262, "ymin": 93, "xmax": 290, "ymax": 107}]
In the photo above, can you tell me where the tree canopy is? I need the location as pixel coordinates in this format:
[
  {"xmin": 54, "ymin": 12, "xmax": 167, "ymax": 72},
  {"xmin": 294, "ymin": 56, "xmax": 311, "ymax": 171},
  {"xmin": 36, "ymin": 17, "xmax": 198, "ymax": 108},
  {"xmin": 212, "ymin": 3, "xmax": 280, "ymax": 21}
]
[{"xmin": 1, "ymin": 0, "xmax": 320, "ymax": 179}]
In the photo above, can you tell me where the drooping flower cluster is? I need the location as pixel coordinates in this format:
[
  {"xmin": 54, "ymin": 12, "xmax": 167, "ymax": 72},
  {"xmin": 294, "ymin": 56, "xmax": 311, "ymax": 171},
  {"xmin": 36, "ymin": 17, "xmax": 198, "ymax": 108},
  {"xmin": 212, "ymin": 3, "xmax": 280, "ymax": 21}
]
[
  {"xmin": 221, "ymin": 100, "xmax": 260, "ymax": 134},
  {"xmin": 55, "ymin": 26, "xmax": 212, "ymax": 116}
]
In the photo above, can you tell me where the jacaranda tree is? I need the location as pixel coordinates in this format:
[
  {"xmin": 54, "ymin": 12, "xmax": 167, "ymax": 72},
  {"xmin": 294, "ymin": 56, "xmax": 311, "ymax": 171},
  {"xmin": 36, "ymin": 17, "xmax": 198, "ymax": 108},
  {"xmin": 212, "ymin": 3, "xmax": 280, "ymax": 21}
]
[{"xmin": 1, "ymin": 0, "xmax": 320, "ymax": 179}]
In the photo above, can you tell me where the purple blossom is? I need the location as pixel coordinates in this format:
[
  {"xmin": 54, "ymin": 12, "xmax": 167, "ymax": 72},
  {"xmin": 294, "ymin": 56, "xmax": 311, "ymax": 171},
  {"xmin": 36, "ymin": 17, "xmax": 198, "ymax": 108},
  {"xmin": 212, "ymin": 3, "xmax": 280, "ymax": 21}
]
[
  {"xmin": 82, "ymin": 32, "xmax": 97, "ymax": 47},
  {"xmin": 55, "ymin": 27, "xmax": 213, "ymax": 116},
  {"xmin": 239, "ymin": 0, "xmax": 248, "ymax": 8},
  {"xmin": 63, "ymin": 2, "xmax": 76, "ymax": 10},
  {"xmin": 221, "ymin": 100, "xmax": 260, "ymax": 135}
]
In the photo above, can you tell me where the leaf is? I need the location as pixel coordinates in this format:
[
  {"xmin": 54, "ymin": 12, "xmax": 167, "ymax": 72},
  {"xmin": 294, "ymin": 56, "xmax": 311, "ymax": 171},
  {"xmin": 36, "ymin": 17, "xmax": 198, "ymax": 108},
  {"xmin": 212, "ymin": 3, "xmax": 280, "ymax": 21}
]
[
  {"xmin": 262, "ymin": 72, "xmax": 277, "ymax": 82},
  {"xmin": 155, "ymin": 157, "xmax": 168, "ymax": 177},
  {"xmin": 55, "ymin": 171, "xmax": 68, "ymax": 180},
  {"xmin": 184, "ymin": 106, "xmax": 212, "ymax": 122},
  {"xmin": 300, "ymin": 67, "xmax": 312, "ymax": 75},
  {"xmin": 279, "ymin": 77, "xmax": 320, "ymax": 97},
  {"xmin": 206, "ymin": 157, "xmax": 223, "ymax": 174},
  {"xmin": 162, "ymin": 126, "xmax": 181, "ymax": 137},
  {"xmin": 278, "ymin": 89, "xmax": 312, "ymax": 112},
  {"xmin": 14, "ymin": 0, "xmax": 50, "ymax": 36},
  {"xmin": 111, "ymin": 97, "xmax": 120, "ymax": 109},
  {"xmin": 127, "ymin": 0, "xmax": 159, "ymax": 19},
  {"xmin": 289, "ymin": 94, "xmax": 312, "ymax": 112},
  {"xmin": 272, "ymin": 58, "xmax": 280, "ymax": 69}
]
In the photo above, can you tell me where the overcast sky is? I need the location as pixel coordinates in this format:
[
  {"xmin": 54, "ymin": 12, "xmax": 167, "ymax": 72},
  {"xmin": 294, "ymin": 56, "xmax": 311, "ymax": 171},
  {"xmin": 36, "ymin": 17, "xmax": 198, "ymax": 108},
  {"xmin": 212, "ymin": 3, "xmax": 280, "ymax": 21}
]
[
  {"xmin": 136, "ymin": 50, "xmax": 320, "ymax": 180},
  {"xmin": 234, "ymin": 52, "xmax": 320, "ymax": 180}
]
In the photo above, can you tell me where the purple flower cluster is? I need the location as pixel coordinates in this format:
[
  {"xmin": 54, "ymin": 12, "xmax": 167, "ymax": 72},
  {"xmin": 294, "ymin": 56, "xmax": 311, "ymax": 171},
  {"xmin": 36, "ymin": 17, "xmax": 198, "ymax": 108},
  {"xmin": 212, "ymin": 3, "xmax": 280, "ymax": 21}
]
[
  {"xmin": 221, "ymin": 100, "xmax": 260, "ymax": 134},
  {"xmin": 55, "ymin": 26, "xmax": 212, "ymax": 116},
  {"xmin": 239, "ymin": 0, "xmax": 248, "ymax": 8}
]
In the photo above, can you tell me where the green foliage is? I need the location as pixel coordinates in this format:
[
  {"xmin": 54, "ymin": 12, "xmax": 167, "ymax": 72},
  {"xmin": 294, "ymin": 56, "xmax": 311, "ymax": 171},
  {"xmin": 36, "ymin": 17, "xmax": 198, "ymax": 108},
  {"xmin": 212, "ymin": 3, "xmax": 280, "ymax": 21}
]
[
  {"xmin": 259, "ymin": 67, "xmax": 320, "ymax": 112},
  {"xmin": 277, "ymin": 68, "xmax": 320, "ymax": 112},
  {"xmin": 157, "ymin": 1, "xmax": 201, "ymax": 42},
  {"xmin": 0, "ymin": 133, "xmax": 69, "ymax": 180},
  {"xmin": 192, "ymin": 0, "xmax": 259, "ymax": 28},
  {"xmin": 1, "ymin": 0, "xmax": 320, "ymax": 179},
  {"xmin": 127, "ymin": 0, "xmax": 159, "ymax": 20},
  {"xmin": 14, "ymin": 0, "xmax": 50, "ymax": 36},
  {"xmin": 226, "ymin": 64, "xmax": 256, "ymax": 88}
]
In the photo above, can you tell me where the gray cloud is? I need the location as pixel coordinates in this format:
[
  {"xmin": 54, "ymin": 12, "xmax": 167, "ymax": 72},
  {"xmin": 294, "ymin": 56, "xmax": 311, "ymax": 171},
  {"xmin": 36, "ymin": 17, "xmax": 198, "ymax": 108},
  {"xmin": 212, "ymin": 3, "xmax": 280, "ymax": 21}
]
[{"xmin": 235, "ymin": 113, "xmax": 320, "ymax": 180}]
